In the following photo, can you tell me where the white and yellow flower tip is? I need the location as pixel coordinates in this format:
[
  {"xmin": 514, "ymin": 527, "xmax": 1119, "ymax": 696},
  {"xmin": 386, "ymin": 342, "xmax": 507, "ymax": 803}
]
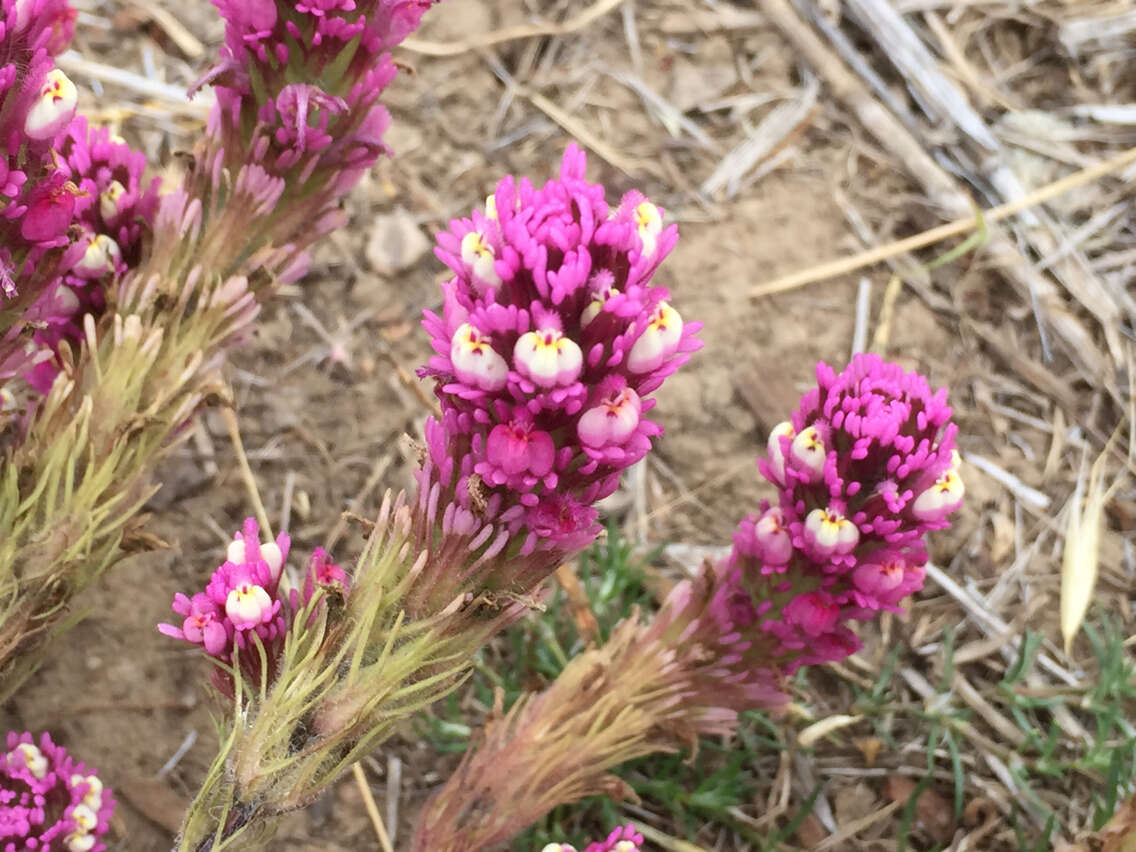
[
  {"xmin": 226, "ymin": 538, "xmax": 283, "ymax": 581},
  {"xmin": 580, "ymin": 270, "xmax": 618, "ymax": 327},
  {"xmin": 912, "ymin": 460, "xmax": 965, "ymax": 522},
  {"xmin": 540, "ymin": 845, "xmax": 576, "ymax": 852},
  {"xmin": 804, "ymin": 507, "xmax": 860, "ymax": 558},
  {"xmin": 578, "ymin": 387, "xmax": 641, "ymax": 448},
  {"xmin": 9, "ymin": 743, "xmax": 48, "ymax": 780},
  {"xmin": 484, "ymin": 194, "xmax": 498, "ymax": 220},
  {"xmin": 225, "ymin": 582, "xmax": 273, "ymax": 628},
  {"xmin": 25, "ymin": 69, "xmax": 78, "ymax": 140},
  {"xmin": 69, "ymin": 804, "xmax": 98, "ymax": 834},
  {"xmin": 99, "ymin": 180, "xmax": 127, "ymax": 223},
  {"xmin": 450, "ymin": 322, "xmax": 508, "ymax": 392},
  {"xmin": 74, "ymin": 233, "xmax": 121, "ymax": 278},
  {"xmin": 71, "ymin": 773, "xmax": 103, "ymax": 810},
  {"xmin": 634, "ymin": 201, "xmax": 663, "ymax": 258},
  {"xmin": 614, "ymin": 842, "xmax": 640, "ymax": 852},
  {"xmin": 627, "ymin": 301, "xmax": 682, "ymax": 374},
  {"xmin": 514, "ymin": 328, "xmax": 583, "ymax": 387},
  {"xmin": 65, "ymin": 833, "xmax": 96, "ymax": 852},
  {"xmin": 765, "ymin": 421, "xmax": 795, "ymax": 485},
  {"xmin": 260, "ymin": 541, "xmax": 284, "ymax": 581},
  {"xmin": 789, "ymin": 425, "xmax": 826, "ymax": 482},
  {"xmin": 460, "ymin": 230, "xmax": 501, "ymax": 289},
  {"xmin": 226, "ymin": 538, "xmax": 247, "ymax": 565}
]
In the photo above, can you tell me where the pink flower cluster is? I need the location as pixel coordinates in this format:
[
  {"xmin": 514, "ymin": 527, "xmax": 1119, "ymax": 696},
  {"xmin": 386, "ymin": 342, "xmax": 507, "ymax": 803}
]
[
  {"xmin": 542, "ymin": 823, "xmax": 644, "ymax": 852},
  {"xmin": 0, "ymin": 731, "xmax": 114, "ymax": 852},
  {"xmin": 1, "ymin": 1, "xmax": 160, "ymax": 402},
  {"xmin": 643, "ymin": 355, "xmax": 962, "ymax": 735},
  {"xmin": 19, "ymin": 119, "xmax": 161, "ymax": 393},
  {"xmin": 204, "ymin": 1, "xmax": 436, "ymax": 203},
  {"xmin": 1, "ymin": 0, "xmax": 80, "ymax": 304},
  {"xmin": 159, "ymin": 519, "xmax": 347, "ymax": 692},
  {"xmin": 741, "ymin": 353, "xmax": 963, "ymax": 663},
  {"xmin": 419, "ymin": 145, "xmax": 701, "ymax": 559}
]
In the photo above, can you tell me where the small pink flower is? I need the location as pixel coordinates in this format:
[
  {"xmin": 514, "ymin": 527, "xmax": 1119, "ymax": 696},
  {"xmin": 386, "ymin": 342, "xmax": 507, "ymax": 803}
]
[
  {"xmin": 1, "ymin": 732, "xmax": 115, "ymax": 852},
  {"xmin": 583, "ymin": 823, "xmax": 645, "ymax": 852},
  {"xmin": 577, "ymin": 386, "xmax": 641, "ymax": 448},
  {"xmin": 754, "ymin": 506, "xmax": 792, "ymax": 565},
  {"xmin": 159, "ymin": 593, "xmax": 228, "ymax": 656},
  {"xmin": 304, "ymin": 547, "xmax": 350, "ymax": 601},
  {"xmin": 20, "ymin": 178, "xmax": 77, "ymax": 243},
  {"xmin": 852, "ymin": 551, "xmax": 925, "ymax": 608},
  {"xmin": 784, "ymin": 591, "xmax": 840, "ymax": 638},
  {"xmin": 484, "ymin": 421, "xmax": 555, "ymax": 479}
]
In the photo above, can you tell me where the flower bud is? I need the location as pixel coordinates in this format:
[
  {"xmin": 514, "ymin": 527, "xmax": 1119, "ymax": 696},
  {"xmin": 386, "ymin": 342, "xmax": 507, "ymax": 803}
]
[
  {"xmin": 765, "ymin": 421, "xmax": 794, "ymax": 486},
  {"xmin": 460, "ymin": 230, "xmax": 501, "ymax": 289},
  {"xmin": 627, "ymin": 301, "xmax": 682, "ymax": 374},
  {"xmin": 225, "ymin": 582, "xmax": 274, "ymax": 629},
  {"xmin": 912, "ymin": 466, "xmax": 964, "ymax": 522},
  {"xmin": 514, "ymin": 328, "xmax": 583, "ymax": 388},
  {"xmin": 25, "ymin": 69, "xmax": 78, "ymax": 140},
  {"xmin": 789, "ymin": 425, "xmax": 825, "ymax": 482},
  {"xmin": 74, "ymin": 233, "xmax": 121, "ymax": 278},
  {"xmin": 450, "ymin": 323, "xmax": 508, "ymax": 392},
  {"xmin": 754, "ymin": 507, "xmax": 792, "ymax": 564},
  {"xmin": 634, "ymin": 200, "xmax": 663, "ymax": 258},
  {"xmin": 803, "ymin": 507, "xmax": 860, "ymax": 559},
  {"xmin": 578, "ymin": 387, "xmax": 641, "ymax": 448},
  {"xmin": 98, "ymin": 180, "xmax": 127, "ymax": 223}
]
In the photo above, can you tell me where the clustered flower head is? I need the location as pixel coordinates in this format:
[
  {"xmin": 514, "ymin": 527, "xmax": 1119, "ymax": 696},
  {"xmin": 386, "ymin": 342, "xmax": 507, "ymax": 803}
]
[
  {"xmin": 643, "ymin": 354, "xmax": 962, "ymax": 734},
  {"xmin": 0, "ymin": 731, "xmax": 114, "ymax": 852},
  {"xmin": 203, "ymin": 0, "xmax": 437, "ymax": 206},
  {"xmin": 418, "ymin": 144, "xmax": 701, "ymax": 573},
  {"xmin": 18, "ymin": 118, "xmax": 161, "ymax": 394},
  {"xmin": 1, "ymin": 0, "xmax": 81, "ymax": 305},
  {"xmin": 542, "ymin": 823, "xmax": 644, "ymax": 852},
  {"xmin": 1, "ymin": 0, "xmax": 160, "ymax": 408},
  {"xmin": 159, "ymin": 518, "xmax": 347, "ymax": 692}
]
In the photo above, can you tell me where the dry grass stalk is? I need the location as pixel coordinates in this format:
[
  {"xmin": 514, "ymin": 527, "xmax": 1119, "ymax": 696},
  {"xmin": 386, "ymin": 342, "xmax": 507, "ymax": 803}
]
[
  {"xmin": 403, "ymin": 0, "xmax": 628, "ymax": 56},
  {"xmin": 751, "ymin": 0, "xmax": 1126, "ymax": 390},
  {"xmin": 749, "ymin": 144, "xmax": 1136, "ymax": 299}
]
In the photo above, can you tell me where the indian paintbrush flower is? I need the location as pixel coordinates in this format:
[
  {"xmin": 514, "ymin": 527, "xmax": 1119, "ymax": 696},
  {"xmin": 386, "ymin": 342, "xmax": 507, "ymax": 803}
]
[
  {"xmin": 199, "ymin": 0, "xmax": 435, "ymax": 236},
  {"xmin": 415, "ymin": 356, "xmax": 964, "ymax": 848},
  {"xmin": 0, "ymin": 731, "xmax": 114, "ymax": 852},
  {"xmin": 167, "ymin": 152, "xmax": 697, "ymax": 851},
  {"xmin": 159, "ymin": 518, "xmax": 350, "ymax": 693},
  {"xmin": 410, "ymin": 143, "xmax": 701, "ymax": 616},
  {"xmin": 643, "ymin": 354, "xmax": 965, "ymax": 732}
]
